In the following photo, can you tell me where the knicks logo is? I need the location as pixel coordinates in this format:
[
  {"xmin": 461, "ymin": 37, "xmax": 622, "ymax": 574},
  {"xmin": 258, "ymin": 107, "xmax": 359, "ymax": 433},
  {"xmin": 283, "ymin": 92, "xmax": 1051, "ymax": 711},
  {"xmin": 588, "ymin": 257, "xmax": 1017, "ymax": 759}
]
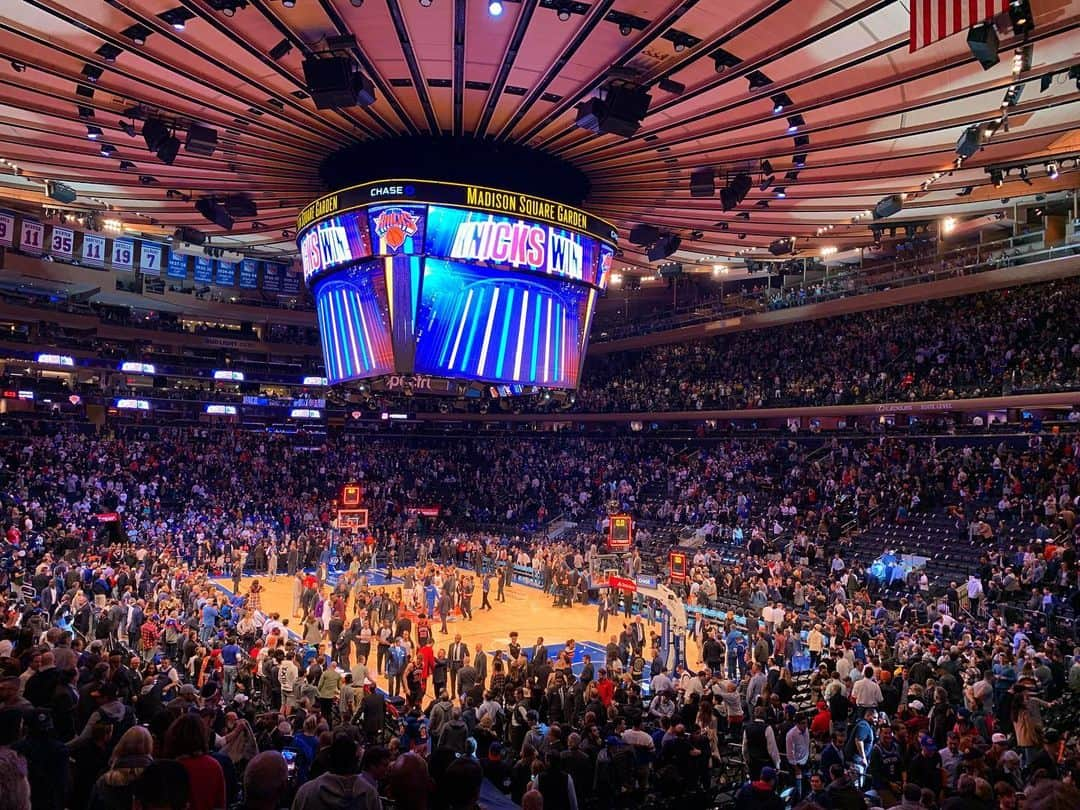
[{"xmin": 373, "ymin": 208, "xmax": 420, "ymax": 251}]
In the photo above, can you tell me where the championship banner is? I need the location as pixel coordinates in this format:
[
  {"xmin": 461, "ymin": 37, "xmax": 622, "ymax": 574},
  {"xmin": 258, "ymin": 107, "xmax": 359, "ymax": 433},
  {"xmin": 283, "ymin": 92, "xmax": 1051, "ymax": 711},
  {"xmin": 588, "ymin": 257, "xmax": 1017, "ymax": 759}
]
[
  {"xmin": 139, "ymin": 241, "xmax": 163, "ymax": 275},
  {"xmin": 49, "ymin": 226, "xmax": 75, "ymax": 260},
  {"xmin": 19, "ymin": 220, "xmax": 44, "ymax": 254},
  {"xmin": 193, "ymin": 256, "xmax": 213, "ymax": 283},
  {"xmin": 215, "ymin": 259, "xmax": 236, "ymax": 286},
  {"xmin": 82, "ymin": 233, "xmax": 106, "ymax": 266},
  {"xmin": 0, "ymin": 212, "xmax": 14, "ymax": 246},
  {"xmin": 239, "ymin": 259, "xmax": 260, "ymax": 289},
  {"xmin": 167, "ymin": 251, "xmax": 188, "ymax": 279},
  {"xmin": 910, "ymin": 0, "xmax": 1008, "ymax": 52},
  {"xmin": 111, "ymin": 238, "xmax": 134, "ymax": 270}
]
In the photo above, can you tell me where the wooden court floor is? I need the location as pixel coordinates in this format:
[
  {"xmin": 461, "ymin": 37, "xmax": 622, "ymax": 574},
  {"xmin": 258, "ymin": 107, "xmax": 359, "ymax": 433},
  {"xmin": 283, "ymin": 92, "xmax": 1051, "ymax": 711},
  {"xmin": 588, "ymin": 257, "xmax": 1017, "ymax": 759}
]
[{"xmin": 216, "ymin": 571, "xmax": 673, "ymax": 697}]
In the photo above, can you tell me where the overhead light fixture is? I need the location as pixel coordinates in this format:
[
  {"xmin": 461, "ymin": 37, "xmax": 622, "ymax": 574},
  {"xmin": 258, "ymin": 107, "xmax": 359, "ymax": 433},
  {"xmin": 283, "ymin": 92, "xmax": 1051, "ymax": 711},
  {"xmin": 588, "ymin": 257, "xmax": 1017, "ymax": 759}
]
[
  {"xmin": 100, "ymin": 143, "xmax": 116, "ymax": 157},
  {"xmin": 990, "ymin": 168, "xmax": 1004, "ymax": 187},
  {"xmin": 269, "ymin": 38, "xmax": 293, "ymax": 60},
  {"xmin": 10, "ymin": 60, "xmax": 26, "ymax": 72},
  {"xmin": 1046, "ymin": 161, "xmax": 1059, "ymax": 179},
  {"xmin": 786, "ymin": 114, "xmax": 804, "ymax": 133},
  {"xmin": 758, "ymin": 174, "xmax": 774, "ymax": 192},
  {"xmin": 120, "ymin": 120, "xmax": 137, "ymax": 137},
  {"xmin": 78, "ymin": 105, "xmax": 94, "ymax": 119},
  {"xmin": 488, "ymin": 0, "xmax": 503, "ymax": 16},
  {"xmin": 711, "ymin": 48, "xmax": 740, "ymax": 74},
  {"xmin": 81, "ymin": 64, "xmax": 103, "ymax": 83},
  {"xmin": 354, "ymin": 0, "xmax": 366, "ymax": 5},
  {"xmin": 1008, "ymin": 0, "xmax": 1033, "ymax": 35},
  {"xmin": 747, "ymin": 70, "xmax": 771, "ymax": 89},
  {"xmin": 95, "ymin": 43, "xmax": 123, "ymax": 63},
  {"xmin": 206, "ymin": 0, "xmax": 249, "ymax": 15},
  {"xmin": 793, "ymin": 153, "xmax": 807, "ymax": 168},
  {"xmin": 121, "ymin": 24, "xmax": 151, "ymax": 46},
  {"xmin": 143, "ymin": 117, "xmax": 181, "ymax": 164},
  {"xmin": 657, "ymin": 77, "xmax": 685, "ymax": 95},
  {"xmin": 770, "ymin": 93, "xmax": 791, "ymax": 114},
  {"xmin": 620, "ymin": 23, "xmax": 632, "ymax": 35},
  {"xmin": 86, "ymin": 125, "xmax": 102, "ymax": 139},
  {"xmin": 282, "ymin": 0, "xmax": 296, "ymax": 7},
  {"xmin": 556, "ymin": 2, "xmax": 572, "ymax": 21},
  {"xmin": 159, "ymin": 7, "xmax": 195, "ymax": 30},
  {"xmin": 955, "ymin": 124, "xmax": 982, "ymax": 160},
  {"xmin": 119, "ymin": 159, "xmax": 137, "ymax": 171},
  {"xmin": 774, "ymin": 187, "xmax": 786, "ymax": 198}
]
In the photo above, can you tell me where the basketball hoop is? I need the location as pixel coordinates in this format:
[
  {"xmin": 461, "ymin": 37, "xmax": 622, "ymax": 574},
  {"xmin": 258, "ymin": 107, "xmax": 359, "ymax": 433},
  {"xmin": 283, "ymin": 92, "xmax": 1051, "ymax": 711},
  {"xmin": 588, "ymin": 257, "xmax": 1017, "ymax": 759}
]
[{"xmin": 337, "ymin": 508, "xmax": 369, "ymax": 531}]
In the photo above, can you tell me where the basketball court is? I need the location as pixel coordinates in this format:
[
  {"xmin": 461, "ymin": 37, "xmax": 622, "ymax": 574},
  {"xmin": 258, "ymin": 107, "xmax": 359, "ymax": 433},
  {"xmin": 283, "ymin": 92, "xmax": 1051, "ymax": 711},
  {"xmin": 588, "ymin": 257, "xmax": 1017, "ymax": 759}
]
[{"xmin": 216, "ymin": 567, "xmax": 666, "ymax": 698}]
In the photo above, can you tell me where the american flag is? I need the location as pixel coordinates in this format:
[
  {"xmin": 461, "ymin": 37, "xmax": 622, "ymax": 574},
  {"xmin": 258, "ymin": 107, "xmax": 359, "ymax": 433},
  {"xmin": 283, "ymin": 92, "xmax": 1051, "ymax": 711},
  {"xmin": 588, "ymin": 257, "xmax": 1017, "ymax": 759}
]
[{"xmin": 909, "ymin": 0, "xmax": 1011, "ymax": 52}]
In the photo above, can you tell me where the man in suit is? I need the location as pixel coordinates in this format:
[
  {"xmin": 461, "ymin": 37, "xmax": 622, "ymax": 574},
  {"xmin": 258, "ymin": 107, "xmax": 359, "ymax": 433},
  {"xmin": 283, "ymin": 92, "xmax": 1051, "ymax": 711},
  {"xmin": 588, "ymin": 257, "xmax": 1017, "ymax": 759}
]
[
  {"xmin": 456, "ymin": 661, "xmax": 478, "ymax": 700},
  {"xmin": 125, "ymin": 599, "xmax": 145, "ymax": 651},
  {"xmin": 438, "ymin": 591, "xmax": 453, "ymax": 635},
  {"xmin": 473, "ymin": 643, "xmax": 488, "ymax": 690},
  {"xmin": 531, "ymin": 637, "xmax": 548, "ymax": 668},
  {"xmin": 359, "ymin": 685, "xmax": 386, "ymax": 742},
  {"xmin": 448, "ymin": 635, "xmax": 469, "ymax": 695}
]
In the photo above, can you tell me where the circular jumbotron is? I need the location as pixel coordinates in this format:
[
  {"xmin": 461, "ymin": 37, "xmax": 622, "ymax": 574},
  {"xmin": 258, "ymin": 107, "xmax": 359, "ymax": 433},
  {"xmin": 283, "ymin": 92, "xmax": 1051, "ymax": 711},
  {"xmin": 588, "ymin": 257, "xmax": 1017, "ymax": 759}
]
[{"xmin": 297, "ymin": 179, "xmax": 616, "ymax": 391}]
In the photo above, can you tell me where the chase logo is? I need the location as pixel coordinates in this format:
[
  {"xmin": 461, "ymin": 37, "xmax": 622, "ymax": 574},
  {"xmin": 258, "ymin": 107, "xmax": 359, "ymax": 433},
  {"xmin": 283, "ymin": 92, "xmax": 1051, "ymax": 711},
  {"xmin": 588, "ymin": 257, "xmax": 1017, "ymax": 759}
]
[{"xmin": 373, "ymin": 207, "xmax": 419, "ymax": 251}]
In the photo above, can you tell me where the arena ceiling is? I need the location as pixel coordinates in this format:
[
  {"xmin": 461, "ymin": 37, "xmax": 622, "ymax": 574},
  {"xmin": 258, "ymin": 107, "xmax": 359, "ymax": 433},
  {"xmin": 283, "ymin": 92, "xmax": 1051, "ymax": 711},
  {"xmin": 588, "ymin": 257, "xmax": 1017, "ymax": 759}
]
[{"xmin": 0, "ymin": 0, "xmax": 1078, "ymax": 274}]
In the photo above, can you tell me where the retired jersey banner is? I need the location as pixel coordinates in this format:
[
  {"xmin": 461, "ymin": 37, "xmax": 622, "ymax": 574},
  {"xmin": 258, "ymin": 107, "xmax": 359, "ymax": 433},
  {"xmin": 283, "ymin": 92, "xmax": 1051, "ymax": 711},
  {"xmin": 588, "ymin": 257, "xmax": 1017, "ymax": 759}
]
[
  {"xmin": 139, "ymin": 241, "xmax": 164, "ymax": 275},
  {"xmin": 111, "ymin": 238, "xmax": 134, "ymax": 270},
  {"xmin": 49, "ymin": 226, "xmax": 75, "ymax": 259},
  {"xmin": 0, "ymin": 212, "xmax": 14, "ymax": 246},
  {"xmin": 910, "ymin": 0, "xmax": 1009, "ymax": 51},
  {"xmin": 19, "ymin": 220, "xmax": 44, "ymax": 254},
  {"xmin": 82, "ymin": 233, "xmax": 106, "ymax": 266}
]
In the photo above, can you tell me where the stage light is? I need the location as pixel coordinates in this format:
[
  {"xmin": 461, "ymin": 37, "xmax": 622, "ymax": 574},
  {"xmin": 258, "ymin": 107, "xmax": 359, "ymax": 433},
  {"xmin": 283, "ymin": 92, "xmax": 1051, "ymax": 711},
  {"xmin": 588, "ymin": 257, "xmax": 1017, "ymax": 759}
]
[
  {"xmin": 488, "ymin": 1, "xmax": 503, "ymax": 16},
  {"xmin": 269, "ymin": 38, "xmax": 293, "ymax": 60},
  {"xmin": 771, "ymin": 93, "xmax": 791, "ymax": 114},
  {"xmin": 10, "ymin": 60, "xmax": 25, "ymax": 72},
  {"xmin": 787, "ymin": 114, "xmax": 804, "ymax": 133},
  {"xmin": 100, "ymin": 143, "xmax": 116, "ymax": 157},
  {"xmin": 942, "ymin": 217, "xmax": 957, "ymax": 234},
  {"xmin": 747, "ymin": 70, "xmax": 771, "ymax": 89},
  {"xmin": 775, "ymin": 187, "xmax": 786, "ymax": 198},
  {"xmin": 96, "ymin": 43, "xmax": 123, "ymax": 63},
  {"xmin": 283, "ymin": 0, "xmax": 296, "ymax": 7},
  {"xmin": 990, "ymin": 168, "xmax": 1004, "ymax": 187},
  {"xmin": 122, "ymin": 24, "xmax": 151, "ymax": 46},
  {"xmin": 1046, "ymin": 162, "xmax": 1059, "ymax": 179},
  {"xmin": 793, "ymin": 153, "xmax": 806, "ymax": 168},
  {"xmin": 86, "ymin": 126, "xmax": 102, "ymax": 139},
  {"xmin": 556, "ymin": 2, "xmax": 571, "ymax": 21},
  {"xmin": 82, "ymin": 64, "xmax": 103, "ymax": 83},
  {"xmin": 620, "ymin": 23, "xmax": 631, "ymax": 35},
  {"xmin": 159, "ymin": 7, "xmax": 195, "ymax": 30},
  {"xmin": 1008, "ymin": 0, "xmax": 1033, "ymax": 35}
]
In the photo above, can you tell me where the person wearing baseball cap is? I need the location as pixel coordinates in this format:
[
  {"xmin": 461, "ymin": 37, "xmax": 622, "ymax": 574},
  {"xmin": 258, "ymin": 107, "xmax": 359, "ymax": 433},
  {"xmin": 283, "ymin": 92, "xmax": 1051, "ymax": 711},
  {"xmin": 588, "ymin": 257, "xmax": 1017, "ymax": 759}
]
[{"xmin": 907, "ymin": 734, "xmax": 944, "ymax": 794}]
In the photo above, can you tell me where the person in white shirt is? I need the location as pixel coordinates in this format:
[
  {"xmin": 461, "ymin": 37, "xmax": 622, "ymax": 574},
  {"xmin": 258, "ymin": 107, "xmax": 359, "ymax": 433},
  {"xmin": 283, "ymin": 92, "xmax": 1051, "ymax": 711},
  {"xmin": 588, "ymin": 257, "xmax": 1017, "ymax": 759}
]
[
  {"xmin": 851, "ymin": 666, "xmax": 883, "ymax": 708},
  {"xmin": 785, "ymin": 715, "xmax": 811, "ymax": 780}
]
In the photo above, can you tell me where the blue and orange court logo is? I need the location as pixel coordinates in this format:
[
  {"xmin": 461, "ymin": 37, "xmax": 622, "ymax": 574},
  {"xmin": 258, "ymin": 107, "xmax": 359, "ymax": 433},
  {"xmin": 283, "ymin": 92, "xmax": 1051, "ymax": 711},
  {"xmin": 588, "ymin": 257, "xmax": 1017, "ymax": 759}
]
[{"xmin": 374, "ymin": 207, "xmax": 419, "ymax": 251}]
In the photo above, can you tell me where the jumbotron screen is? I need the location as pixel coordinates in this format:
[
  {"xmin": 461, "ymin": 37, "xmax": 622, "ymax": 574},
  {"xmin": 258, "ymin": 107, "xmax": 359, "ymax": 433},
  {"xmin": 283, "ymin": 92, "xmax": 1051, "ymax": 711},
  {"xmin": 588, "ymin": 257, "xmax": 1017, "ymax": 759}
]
[{"xmin": 297, "ymin": 180, "xmax": 617, "ymax": 389}]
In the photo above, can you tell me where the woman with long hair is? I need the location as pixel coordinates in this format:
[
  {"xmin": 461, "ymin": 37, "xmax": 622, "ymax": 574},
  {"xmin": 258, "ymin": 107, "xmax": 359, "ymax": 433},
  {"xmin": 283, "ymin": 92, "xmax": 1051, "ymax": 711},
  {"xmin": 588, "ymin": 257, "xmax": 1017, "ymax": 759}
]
[
  {"xmin": 164, "ymin": 713, "xmax": 226, "ymax": 810},
  {"xmin": 88, "ymin": 726, "xmax": 154, "ymax": 810}
]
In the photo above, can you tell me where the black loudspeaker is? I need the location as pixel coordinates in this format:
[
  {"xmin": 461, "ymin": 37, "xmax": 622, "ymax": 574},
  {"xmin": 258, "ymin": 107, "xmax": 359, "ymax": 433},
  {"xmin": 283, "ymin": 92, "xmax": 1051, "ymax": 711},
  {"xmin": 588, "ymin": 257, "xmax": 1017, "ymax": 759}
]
[
  {"xmin": 223, "ymin": 195, "xmax": 257, "ymax": 218},
  {"xmin": 185, "ymin": 123, "xmax": 218, "ymax": 157},
  {"xmin": 303, "ymin": 57, "xmax": 376, "ymax": 109},
  {"xmin": 175, "ymin": 226, "xmax": 206, "ymax": 245},
  {"xmin": 956, "ymin": 125, "xmax": 982, "ymax": 160},
  {"xmin": 46, "ymin": 181, "xmax": 77, "ymax": 204},
  {"xmin": 872, "ymin": 194, "xmax": 903, "ymax": 220},
  {"xmin": 629, "ymin": 224, "xmax": 660, "ymax": 245},
  {"xmin": 769, "ymin": 238, "xmax": 794, "ymax": 256},
  {"xmin": 195, "ymin": 198, "xmax": 234, "ymax": 230},
  {"xmin": 690, "ymin": 168, "xmax": 715, "ymax": 197},
  {"xmin": 967, "ymin": 23, "xmax": 999, "ymax": 70}
]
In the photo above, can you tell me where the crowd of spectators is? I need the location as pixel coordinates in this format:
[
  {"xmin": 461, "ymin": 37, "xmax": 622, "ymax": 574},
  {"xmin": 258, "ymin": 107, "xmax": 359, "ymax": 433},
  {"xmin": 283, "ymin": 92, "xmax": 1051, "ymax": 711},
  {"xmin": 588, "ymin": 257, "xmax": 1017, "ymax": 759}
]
[
  {"xmin": 568, "ymin": 278, "xmax": 1080, "ymax": 413},
  {"xmin": 0, "ymin": 419, "xmax": 1077, "ymax": 810}
]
